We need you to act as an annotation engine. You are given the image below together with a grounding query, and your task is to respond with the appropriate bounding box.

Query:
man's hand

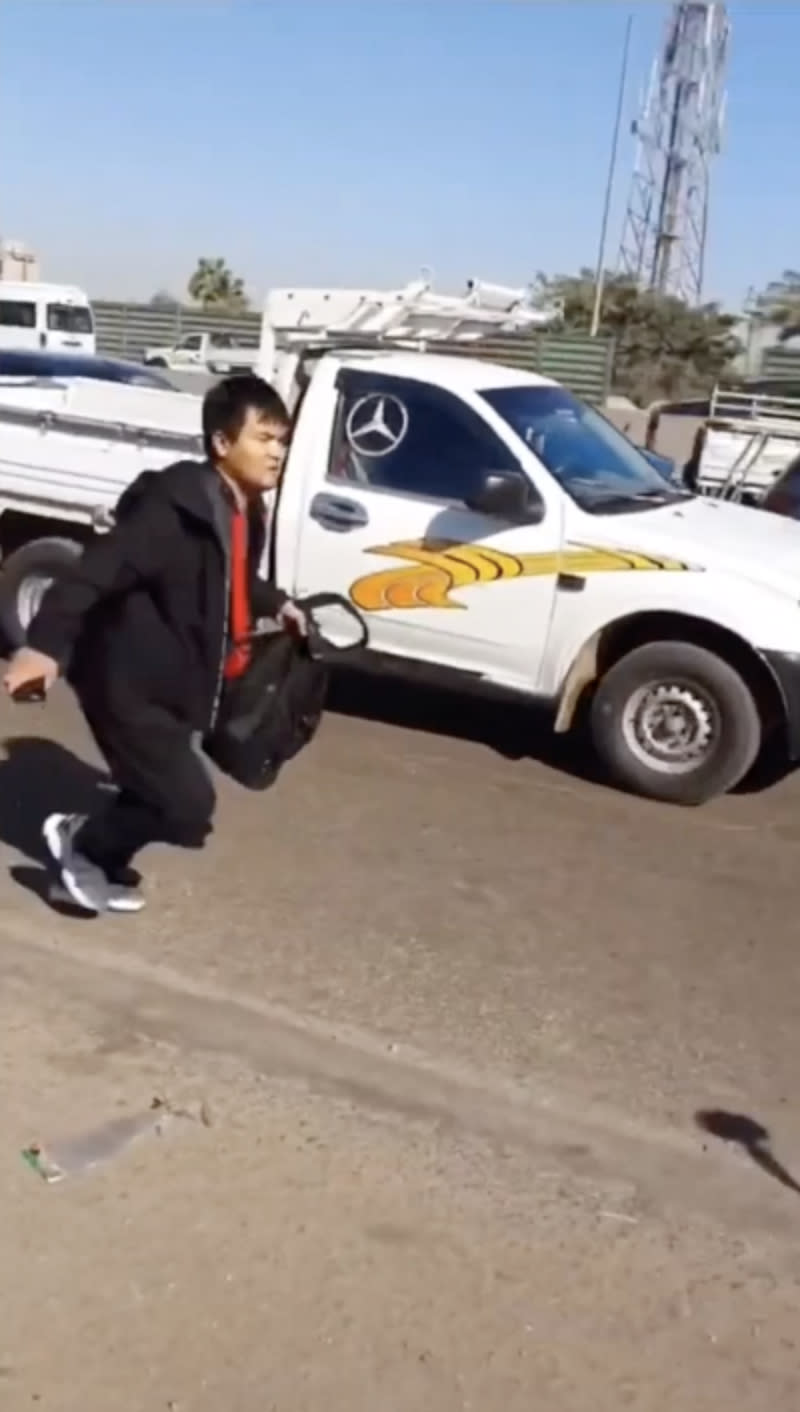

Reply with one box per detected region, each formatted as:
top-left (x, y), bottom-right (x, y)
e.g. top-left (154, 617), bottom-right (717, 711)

top-left (3, 647), bottom-right (58, 698)
top-left (277, 601), bottom-right (308, 637)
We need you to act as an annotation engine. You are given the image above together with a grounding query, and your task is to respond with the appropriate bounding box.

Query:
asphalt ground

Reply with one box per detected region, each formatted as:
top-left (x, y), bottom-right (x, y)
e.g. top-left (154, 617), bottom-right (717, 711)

top-left (1, 669), bottom-right (799, 1409)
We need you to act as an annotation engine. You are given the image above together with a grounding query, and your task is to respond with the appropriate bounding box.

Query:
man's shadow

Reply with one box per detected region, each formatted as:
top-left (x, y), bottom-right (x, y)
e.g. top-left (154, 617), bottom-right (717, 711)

top-left (0, 735), bottom-right (110, 913)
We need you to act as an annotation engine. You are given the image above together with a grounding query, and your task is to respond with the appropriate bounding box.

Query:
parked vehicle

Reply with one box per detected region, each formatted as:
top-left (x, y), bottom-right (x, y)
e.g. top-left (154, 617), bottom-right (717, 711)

top-left (0, 348), bottom-right (173, 389)
top-left (689, 385), bottom-right (800, 503)
top-left (143, 331), bottom-right (257, 374)
top-left (761, 452), bottom-right (800, 519)
top-left (2, 277), bottom-right (800, 807)
top-left (0, 282), bottom-right (95, 355)
top-left (652, 379), bottom-right (800, 424)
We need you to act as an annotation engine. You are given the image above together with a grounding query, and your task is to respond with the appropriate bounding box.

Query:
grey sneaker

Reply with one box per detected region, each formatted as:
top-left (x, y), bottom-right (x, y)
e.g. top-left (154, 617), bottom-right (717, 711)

top-left (42, 813), bottom-right (114, 915)
top-left (43, 815), bottom-right (146, 915)
top-left (106, 877), bottom-right (146, 914)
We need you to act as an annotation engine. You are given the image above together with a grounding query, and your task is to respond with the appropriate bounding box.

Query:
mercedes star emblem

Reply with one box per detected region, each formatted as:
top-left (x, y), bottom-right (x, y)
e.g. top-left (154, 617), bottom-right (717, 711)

top-left (345, 393), bottom-right (409, 459)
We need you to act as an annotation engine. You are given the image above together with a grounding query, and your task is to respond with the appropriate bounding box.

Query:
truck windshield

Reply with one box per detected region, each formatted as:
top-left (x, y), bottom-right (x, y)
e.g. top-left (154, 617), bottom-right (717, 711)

top-left (46, 304), bottom-right (94, 334)
top-left (481, 384), bottom-right (689, 514)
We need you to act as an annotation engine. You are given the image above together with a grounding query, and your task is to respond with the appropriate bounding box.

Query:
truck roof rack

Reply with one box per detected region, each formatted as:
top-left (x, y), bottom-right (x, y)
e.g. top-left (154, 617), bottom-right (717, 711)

top-left (259, 275), bottom-right (563, 374)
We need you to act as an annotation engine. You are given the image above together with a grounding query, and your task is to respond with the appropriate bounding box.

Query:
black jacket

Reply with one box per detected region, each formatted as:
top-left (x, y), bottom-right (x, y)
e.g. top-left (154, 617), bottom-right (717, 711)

top-left (28, 459), bottom-right (287, 731)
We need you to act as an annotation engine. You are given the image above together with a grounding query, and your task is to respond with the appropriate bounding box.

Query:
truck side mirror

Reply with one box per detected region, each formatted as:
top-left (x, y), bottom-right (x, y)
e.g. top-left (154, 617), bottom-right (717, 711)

top-left (465, 469), bottom-right (544, 524)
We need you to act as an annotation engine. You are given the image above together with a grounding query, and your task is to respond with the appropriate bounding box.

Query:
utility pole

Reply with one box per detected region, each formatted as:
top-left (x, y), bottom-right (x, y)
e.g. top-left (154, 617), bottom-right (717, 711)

top-left (590, 13), bottom-right (633, 337)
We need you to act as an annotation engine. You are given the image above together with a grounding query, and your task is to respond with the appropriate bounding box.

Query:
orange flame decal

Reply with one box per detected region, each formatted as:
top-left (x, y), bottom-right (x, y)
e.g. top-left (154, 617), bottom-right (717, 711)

top-left (349, 540), bottom-right (691, 612)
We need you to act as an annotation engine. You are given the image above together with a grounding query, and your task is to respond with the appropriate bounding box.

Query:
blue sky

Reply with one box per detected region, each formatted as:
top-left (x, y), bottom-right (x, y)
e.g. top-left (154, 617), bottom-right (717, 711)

top-left (1, 1), bottom-right (796, 311)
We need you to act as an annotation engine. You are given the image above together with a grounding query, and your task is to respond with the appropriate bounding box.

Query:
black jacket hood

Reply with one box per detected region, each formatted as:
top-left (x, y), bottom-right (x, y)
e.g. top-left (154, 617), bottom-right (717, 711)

top-left (116, 459), bottom-right (223, 529)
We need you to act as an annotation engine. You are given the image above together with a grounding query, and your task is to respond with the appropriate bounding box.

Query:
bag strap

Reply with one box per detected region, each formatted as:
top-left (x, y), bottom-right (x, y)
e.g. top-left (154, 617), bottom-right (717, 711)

top-left (297, 592), bottom-right (369, 659)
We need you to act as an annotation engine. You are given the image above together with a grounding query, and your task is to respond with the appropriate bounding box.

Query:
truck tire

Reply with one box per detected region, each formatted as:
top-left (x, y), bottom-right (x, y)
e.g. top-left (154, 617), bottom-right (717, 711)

top-left (589, 640), bottom-right (762, 805)
top-left (0, 537), bottom-right (83, 649)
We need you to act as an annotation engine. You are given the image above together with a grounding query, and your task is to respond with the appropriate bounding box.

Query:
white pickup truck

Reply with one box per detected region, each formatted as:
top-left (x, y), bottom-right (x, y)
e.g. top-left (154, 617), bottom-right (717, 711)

top-left (143, 330), bottom-right (257, 374)
top-left (1, 277), bottom-right (800, 807)
top-left (692, 385), bottom-right (800, 503)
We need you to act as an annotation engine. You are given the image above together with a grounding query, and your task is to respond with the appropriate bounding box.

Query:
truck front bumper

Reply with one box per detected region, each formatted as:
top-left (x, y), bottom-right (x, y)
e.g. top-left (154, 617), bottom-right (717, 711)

top-left (762, 649), bottom-right (800, 759)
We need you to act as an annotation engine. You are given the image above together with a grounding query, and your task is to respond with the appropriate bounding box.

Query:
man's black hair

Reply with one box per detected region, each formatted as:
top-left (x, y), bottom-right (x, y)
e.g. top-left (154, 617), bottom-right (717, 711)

top-left (202, 374), bottom-right (290, 459)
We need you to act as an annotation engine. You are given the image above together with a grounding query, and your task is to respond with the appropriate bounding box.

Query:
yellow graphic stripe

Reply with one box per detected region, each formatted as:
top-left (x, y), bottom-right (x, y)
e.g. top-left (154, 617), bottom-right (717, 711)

top-left (349, 539), bottom-right (691, 612)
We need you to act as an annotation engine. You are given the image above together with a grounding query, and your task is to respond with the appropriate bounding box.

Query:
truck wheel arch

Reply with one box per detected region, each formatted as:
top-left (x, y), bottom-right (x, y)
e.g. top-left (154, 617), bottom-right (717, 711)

top-left (553, 610), bottom-right (786, 741)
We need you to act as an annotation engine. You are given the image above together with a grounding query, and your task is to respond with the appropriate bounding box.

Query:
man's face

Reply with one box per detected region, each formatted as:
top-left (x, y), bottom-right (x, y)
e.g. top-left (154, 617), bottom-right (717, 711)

top-left (214, 408), bottom-right (289, 493)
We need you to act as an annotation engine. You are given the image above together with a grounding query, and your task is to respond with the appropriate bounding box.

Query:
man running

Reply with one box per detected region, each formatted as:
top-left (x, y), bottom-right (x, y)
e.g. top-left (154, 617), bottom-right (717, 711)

top-left (4, 374), bottom-right (304, 914)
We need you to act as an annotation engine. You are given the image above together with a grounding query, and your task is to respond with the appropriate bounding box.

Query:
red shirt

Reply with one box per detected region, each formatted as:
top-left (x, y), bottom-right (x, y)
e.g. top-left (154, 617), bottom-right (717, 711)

top-left (223, 506), bottom-right (252, 680)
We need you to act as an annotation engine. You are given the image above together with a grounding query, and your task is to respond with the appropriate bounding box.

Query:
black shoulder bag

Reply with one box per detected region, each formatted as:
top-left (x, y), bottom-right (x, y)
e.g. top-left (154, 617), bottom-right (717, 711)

top-left (205, 592), bottom-right (368, 791)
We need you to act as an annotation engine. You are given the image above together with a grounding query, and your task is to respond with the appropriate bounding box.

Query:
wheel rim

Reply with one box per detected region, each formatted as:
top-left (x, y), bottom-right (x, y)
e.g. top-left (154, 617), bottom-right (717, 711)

top-left (17, 573), bottom-right (53, 630)
top-left (621, 679), bottom-right (720, 776)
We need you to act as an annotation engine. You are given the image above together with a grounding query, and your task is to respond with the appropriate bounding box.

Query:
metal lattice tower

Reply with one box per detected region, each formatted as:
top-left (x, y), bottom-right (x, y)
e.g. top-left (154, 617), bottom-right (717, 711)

top-left (618, 3), bottom-right (730, 304)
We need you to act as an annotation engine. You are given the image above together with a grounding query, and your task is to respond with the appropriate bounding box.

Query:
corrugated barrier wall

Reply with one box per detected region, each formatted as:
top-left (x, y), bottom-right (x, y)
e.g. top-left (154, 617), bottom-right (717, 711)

top-left (92, 301), bottom-right (616, 404)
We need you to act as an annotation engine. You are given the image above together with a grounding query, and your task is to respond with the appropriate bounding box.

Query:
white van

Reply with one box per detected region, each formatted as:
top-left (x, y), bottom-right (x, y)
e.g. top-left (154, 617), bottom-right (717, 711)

top-left (0, 282), bottom-right (95, 355)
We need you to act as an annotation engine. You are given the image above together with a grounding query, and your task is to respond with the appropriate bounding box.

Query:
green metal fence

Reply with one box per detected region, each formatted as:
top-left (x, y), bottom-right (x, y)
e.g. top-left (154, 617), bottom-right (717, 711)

top-left (761, 346), bottom-right (800, 382)
top-left (93, 300), bottom-right (615, 404)
top-left (430, 331), bottom-right (614, 403)
top-left (93, 302), bottom-right (260, 363)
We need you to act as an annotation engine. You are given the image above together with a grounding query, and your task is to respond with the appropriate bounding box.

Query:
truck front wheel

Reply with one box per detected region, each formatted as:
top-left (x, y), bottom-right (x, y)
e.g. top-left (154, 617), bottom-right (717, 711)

top-left (0, 537), bottom-right (83, 650)
top-left (589, 640), bottom-right (762, 805)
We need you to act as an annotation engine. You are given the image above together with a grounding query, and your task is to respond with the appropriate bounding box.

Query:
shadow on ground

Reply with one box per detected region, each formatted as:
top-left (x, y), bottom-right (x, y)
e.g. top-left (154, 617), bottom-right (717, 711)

top-left (327, 668), bottom-right (603, 784)
top-left (0, 735), bottom-right (107, 862)
top-left (696, 1109), bottom-right (800, 1196)
top-left (0, 735), bottom-right (108, 915)
top-left (328, 669), bottom-right (795, 799)
top-left (733, 735), bottom-right (795, 795)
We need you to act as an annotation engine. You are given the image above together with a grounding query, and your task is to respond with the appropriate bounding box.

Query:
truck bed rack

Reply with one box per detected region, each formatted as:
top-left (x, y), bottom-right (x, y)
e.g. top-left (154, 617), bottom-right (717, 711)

top-left (698, 385), bottom-right (800, 502)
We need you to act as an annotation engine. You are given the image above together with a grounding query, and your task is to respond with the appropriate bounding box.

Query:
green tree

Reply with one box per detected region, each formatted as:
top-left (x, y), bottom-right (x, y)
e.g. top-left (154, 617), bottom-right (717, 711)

top-left (187, 258), bottom-right (248, 313)
top-left (534, 268), bottom-right (739, 406)
top-left (751, 270), bottom-right (800, 341)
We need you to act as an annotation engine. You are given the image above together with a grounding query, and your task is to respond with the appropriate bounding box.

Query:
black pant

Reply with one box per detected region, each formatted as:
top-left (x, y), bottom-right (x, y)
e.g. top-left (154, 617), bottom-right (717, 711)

top-left (75, 700), bottom-right (216, 873)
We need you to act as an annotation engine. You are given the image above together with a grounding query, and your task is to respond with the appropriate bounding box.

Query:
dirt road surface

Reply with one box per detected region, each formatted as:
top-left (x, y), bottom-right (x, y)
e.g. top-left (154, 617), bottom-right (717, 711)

top-left (1, 673), bottom-right (799, 1411)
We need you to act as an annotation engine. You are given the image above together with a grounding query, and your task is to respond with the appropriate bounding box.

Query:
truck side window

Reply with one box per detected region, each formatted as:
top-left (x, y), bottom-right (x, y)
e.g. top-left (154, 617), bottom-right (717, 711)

top-left (328, 372), bottom-right (517, 504)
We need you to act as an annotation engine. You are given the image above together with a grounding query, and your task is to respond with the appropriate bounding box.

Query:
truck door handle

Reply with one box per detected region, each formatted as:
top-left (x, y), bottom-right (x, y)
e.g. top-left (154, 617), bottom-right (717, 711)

top-left (310, 492), bottom-right (369, 531)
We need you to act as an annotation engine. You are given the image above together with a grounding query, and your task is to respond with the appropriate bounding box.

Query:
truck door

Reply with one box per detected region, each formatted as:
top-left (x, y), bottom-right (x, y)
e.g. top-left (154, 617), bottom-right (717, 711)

top-left (173, 333), bottom-right (204, 368)
top-left (287, 365), bottom-right (563, 691)
top-left (44, 299), bottom-right (95, 354)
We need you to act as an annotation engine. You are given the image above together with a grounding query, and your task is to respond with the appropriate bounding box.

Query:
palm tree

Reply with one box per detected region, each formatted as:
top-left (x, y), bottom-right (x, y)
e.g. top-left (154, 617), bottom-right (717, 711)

top-left (187, 258), bottom-right (248, 312)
